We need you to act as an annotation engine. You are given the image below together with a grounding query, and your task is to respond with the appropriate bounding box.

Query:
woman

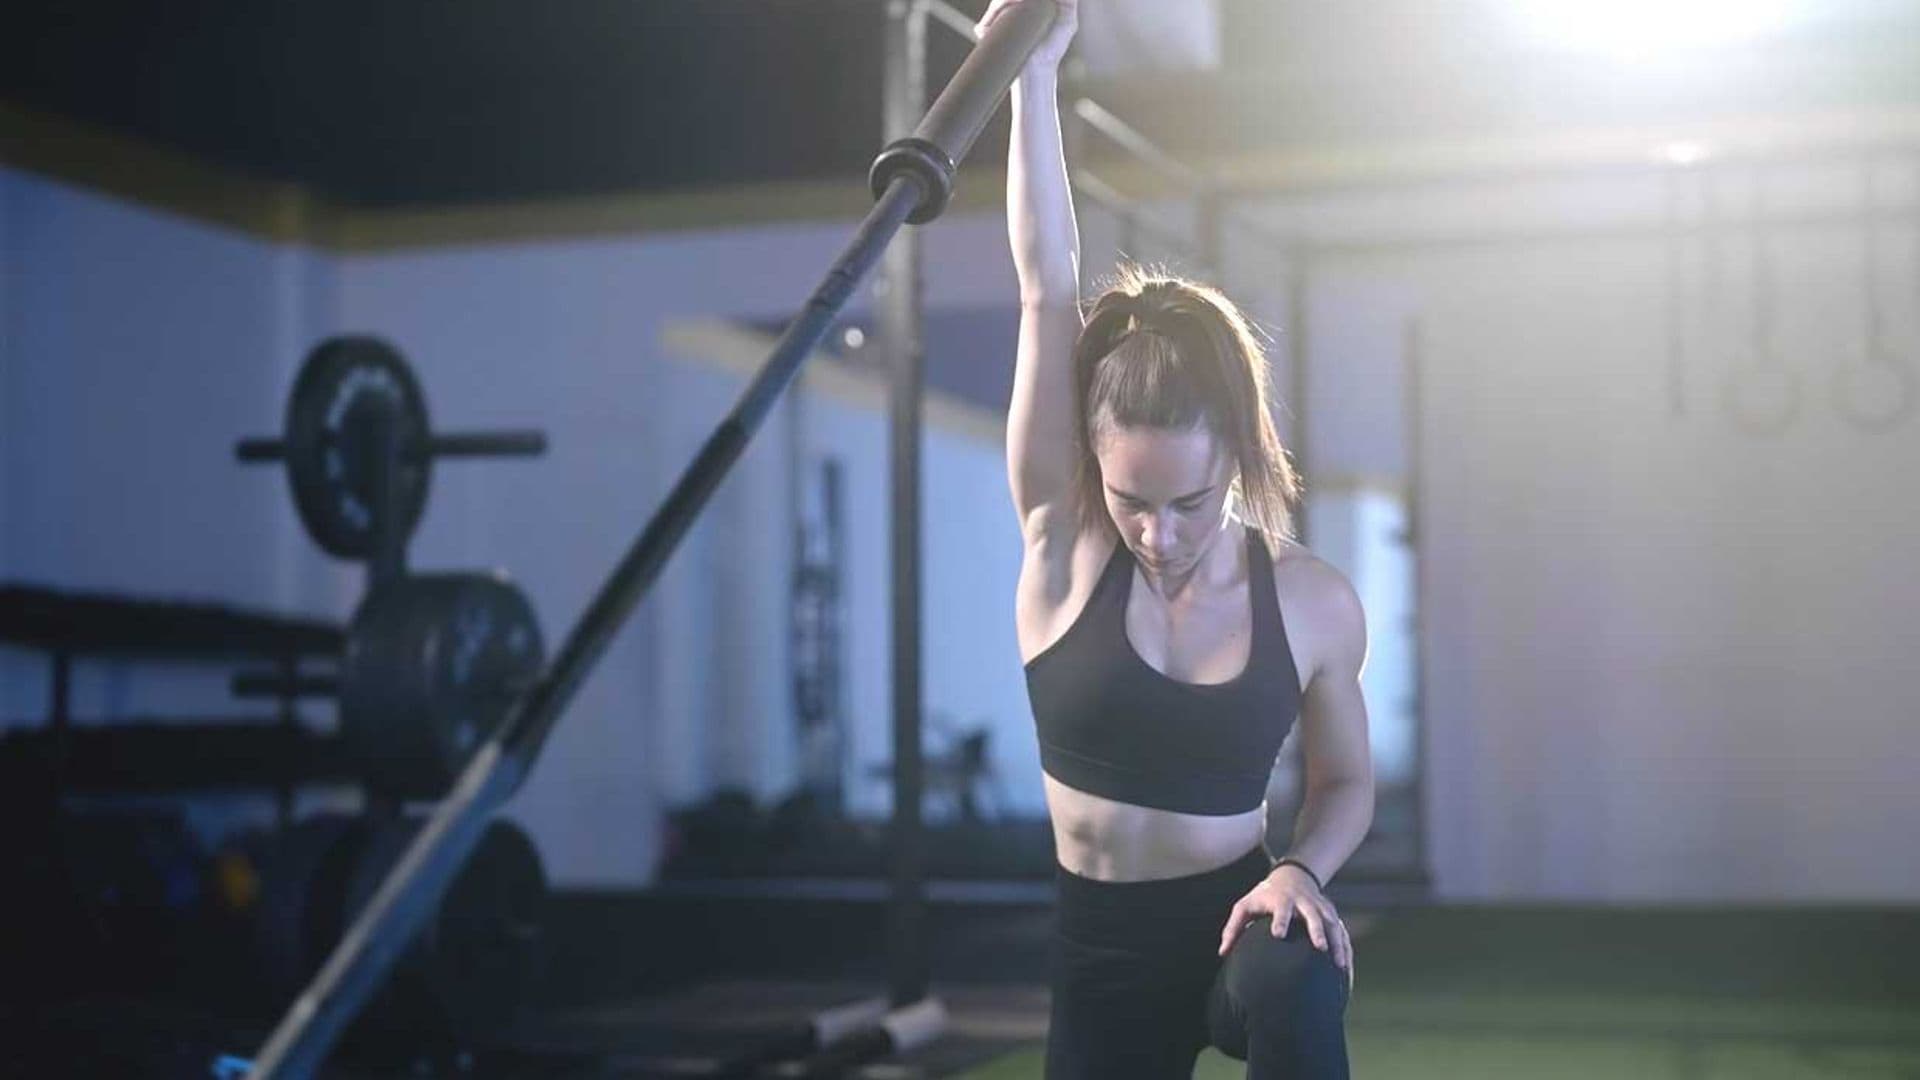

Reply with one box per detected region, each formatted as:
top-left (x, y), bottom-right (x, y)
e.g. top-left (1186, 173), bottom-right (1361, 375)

top-left (980, 0), bottom-right (1376, 1076)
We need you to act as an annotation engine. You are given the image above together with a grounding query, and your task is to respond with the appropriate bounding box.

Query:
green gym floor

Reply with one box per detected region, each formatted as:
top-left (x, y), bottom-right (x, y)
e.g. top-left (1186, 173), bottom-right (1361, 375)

top-left (951, 907), bottom-right (1920, 1080)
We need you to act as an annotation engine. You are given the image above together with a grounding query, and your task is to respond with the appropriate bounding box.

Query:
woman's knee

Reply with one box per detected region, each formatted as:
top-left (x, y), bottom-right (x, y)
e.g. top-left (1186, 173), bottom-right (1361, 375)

top-left (1221, 916), bottom-right (1349, 1022)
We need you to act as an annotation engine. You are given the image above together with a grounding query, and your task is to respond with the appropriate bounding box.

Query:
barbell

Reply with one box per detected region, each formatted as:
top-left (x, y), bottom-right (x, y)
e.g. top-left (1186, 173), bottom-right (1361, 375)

top-left (236, 336), bottom-right (547, 562)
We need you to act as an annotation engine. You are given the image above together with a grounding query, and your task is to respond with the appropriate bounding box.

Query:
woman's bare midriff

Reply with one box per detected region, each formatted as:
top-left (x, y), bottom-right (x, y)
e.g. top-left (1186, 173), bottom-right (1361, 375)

top-left (1045, 773), bottom-right (1265, 881)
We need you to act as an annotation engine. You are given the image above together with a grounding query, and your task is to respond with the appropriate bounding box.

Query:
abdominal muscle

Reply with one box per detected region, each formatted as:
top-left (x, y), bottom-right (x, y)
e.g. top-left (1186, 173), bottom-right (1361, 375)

top-left (1045, 773), bottom-right (1266, 881)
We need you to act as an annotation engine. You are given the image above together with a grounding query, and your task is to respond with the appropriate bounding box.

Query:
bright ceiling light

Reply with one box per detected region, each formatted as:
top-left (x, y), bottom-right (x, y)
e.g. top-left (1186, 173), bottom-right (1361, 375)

top-left (1507, 0), bottom-right (1799, 59)
top-left (1659, 140), bottom-right (1712, 166)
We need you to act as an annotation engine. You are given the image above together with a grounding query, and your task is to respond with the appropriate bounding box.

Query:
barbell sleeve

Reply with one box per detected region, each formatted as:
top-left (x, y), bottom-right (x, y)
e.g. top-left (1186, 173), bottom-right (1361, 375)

top-left (427, 431), bottom-right (548, 457)
top-left (235, 438), bottom-right (287, 462)
top-left (869, 0), bottom-right (1056, 222)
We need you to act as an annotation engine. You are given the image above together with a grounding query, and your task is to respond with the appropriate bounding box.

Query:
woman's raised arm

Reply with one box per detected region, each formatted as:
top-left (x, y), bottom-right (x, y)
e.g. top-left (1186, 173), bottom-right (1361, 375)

top-left (980, 0), bottom-right (1085, 532)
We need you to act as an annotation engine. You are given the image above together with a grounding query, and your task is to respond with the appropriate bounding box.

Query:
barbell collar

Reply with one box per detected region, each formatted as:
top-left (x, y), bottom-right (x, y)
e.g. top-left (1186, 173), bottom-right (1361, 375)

top-left (869, 139), bottom-right (951, 225)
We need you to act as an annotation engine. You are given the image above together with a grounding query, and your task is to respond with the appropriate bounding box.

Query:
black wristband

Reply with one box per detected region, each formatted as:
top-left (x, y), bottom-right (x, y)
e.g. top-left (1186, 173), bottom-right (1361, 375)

top-left (1276, 856), bottom-right (1323, 892)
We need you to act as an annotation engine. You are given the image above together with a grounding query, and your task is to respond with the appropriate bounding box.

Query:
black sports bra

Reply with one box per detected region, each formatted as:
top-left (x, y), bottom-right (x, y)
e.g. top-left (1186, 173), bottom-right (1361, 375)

top-left (1024, 529), bottom-right (1302, 816)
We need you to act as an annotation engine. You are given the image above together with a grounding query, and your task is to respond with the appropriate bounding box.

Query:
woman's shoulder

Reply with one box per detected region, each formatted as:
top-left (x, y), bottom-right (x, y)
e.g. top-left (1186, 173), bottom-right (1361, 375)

top-left (1267, 538), bottom-right (1361, 614)
top-left (1263, 536), bottom-right (1367, 680)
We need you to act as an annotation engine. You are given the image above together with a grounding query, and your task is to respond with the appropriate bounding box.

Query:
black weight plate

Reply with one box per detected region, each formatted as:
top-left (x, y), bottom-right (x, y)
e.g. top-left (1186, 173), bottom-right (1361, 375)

top-left (252, 814), bottom-right (364, 997)
top-left (430, 817), bottom-right (547, 1037)
top-left (284, 336), bottom-right (432, 560)
top-left (342, 572), bottom-right (545, 799)
top-left (420, 573), bottom-right (543, 766)
top-left (341, 582), bottom-right (438, 798)
top-left (342, 816), bottom-right (547, 1046)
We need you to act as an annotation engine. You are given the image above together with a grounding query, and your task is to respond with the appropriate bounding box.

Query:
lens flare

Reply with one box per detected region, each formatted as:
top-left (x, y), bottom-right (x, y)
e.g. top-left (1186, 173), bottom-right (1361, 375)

top-left (1507, 0), bottom-right (1798, 59)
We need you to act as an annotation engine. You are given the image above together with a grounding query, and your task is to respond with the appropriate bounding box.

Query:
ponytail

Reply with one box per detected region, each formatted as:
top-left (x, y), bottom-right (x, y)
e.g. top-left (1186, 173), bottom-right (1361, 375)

top-left (1071, 265), bottom-right (1301, 543)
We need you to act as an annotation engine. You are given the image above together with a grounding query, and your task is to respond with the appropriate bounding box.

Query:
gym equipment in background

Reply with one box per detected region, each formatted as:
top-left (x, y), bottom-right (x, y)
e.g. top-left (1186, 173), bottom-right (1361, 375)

top-left (235, 339), bottom-right (550, 801)
top-left (243, 4), bottom-right (1060, 1074)
top-left (237, 336), bottom-right (546, 578)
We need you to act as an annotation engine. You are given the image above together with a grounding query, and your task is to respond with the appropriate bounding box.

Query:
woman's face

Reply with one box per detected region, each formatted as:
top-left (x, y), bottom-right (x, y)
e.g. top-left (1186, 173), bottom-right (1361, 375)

top-left (1094, 422), bottom-right (1235, 577)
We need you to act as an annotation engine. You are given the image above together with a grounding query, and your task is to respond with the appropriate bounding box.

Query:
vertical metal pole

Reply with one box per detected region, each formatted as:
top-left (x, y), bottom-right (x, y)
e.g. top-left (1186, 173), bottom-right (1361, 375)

top-left (823, 460), bottom-right (848, 817)
top-left (1663, 166), bottom-right (1687, 418)
top-left (881, 0), bottom-right (929, 1008)
top-left (1285, 258), bottom-right (1311, 546)
top-left (1403, 317), bottom-right (1430, 884)
top-left (1197, 189), bottom-right (1223, 282)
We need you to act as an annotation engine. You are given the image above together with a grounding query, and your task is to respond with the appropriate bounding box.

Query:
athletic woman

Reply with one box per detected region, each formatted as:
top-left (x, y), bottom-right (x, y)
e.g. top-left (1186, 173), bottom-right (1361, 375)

top-left (980, 0), bottom-right (1375, 1075)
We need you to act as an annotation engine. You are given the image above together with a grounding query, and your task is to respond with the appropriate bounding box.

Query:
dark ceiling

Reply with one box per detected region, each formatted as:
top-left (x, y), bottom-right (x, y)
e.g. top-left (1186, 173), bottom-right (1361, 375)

top-left (4, 0), bottom-right (943, 206)
top-left (6, 1), bottom-right (1919, 210)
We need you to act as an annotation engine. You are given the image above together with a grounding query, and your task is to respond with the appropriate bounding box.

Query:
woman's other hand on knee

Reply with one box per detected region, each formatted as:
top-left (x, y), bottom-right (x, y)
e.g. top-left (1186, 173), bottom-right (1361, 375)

top-left (1217, 863), bottom-right (1354, 987)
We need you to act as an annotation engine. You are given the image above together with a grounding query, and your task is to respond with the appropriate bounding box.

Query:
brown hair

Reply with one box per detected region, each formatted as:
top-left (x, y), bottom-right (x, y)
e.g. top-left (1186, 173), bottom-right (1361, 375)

top-left (1072, 264), bottom-right (1301, 544)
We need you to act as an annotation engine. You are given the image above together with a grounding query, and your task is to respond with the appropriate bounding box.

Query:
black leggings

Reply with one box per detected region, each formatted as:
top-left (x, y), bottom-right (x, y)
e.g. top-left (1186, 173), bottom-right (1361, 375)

top-left (1046, 847), bottom-right (1350, 1080)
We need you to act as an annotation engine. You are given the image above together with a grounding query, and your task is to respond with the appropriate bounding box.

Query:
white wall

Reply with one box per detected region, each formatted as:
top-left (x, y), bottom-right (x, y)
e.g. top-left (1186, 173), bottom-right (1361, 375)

top-left (0, 164), bottom-right (357, 838)
top-left (1251, 158), bottom-right (1920, 902)
top-left (0, 167), bottom-right (349, 615)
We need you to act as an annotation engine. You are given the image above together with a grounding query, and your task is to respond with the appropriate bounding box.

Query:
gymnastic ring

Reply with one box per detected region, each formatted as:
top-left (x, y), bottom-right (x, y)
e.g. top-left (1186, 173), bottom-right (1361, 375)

top-left (1831, 357), bottom-right (1917, 432)
top-left (1721, 363), bottom-right (1801, 437)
